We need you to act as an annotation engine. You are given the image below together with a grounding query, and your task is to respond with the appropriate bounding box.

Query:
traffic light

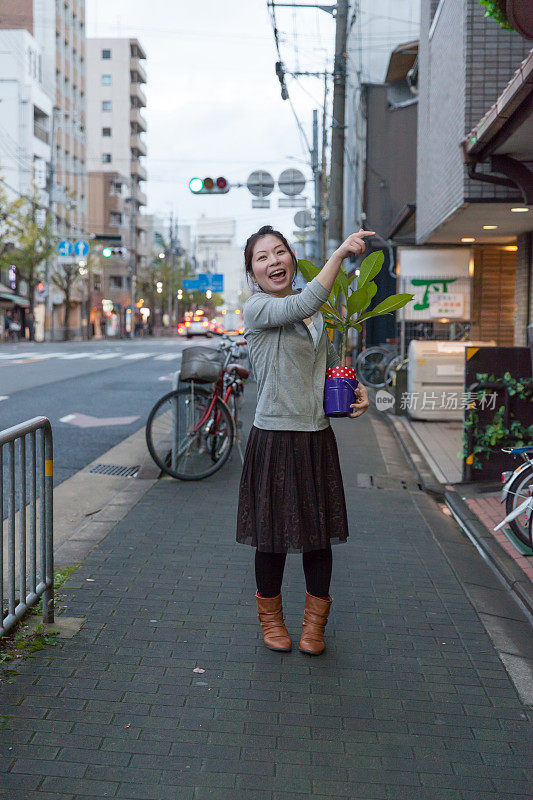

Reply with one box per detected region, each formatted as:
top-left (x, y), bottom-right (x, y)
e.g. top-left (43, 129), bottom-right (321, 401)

top-left (189, 176), bottom-right (230, 194)
top-left (102, 246), bottom-right (126, 257)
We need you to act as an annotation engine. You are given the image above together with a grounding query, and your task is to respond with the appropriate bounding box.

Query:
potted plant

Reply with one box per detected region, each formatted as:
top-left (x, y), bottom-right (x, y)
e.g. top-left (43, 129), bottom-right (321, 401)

top-left (478, 0), bottom-right (533, 39)
top-left (298, 251), bottom-right (414, 417)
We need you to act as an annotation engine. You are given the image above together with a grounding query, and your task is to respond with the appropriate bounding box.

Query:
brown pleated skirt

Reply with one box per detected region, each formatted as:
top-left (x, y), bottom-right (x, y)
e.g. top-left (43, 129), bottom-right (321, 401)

top-left (236, 424), bottom-right (349, 553)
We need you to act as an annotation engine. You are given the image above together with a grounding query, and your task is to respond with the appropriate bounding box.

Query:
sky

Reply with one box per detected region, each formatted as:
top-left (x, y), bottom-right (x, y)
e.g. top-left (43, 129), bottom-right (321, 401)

top-left (86, 0), bottom-right (336, 249)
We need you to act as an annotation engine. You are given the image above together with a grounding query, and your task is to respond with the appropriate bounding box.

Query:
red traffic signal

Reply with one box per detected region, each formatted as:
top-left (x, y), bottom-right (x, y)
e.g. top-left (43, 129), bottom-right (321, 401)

top-left (189, 176), bottom-right (230, 194)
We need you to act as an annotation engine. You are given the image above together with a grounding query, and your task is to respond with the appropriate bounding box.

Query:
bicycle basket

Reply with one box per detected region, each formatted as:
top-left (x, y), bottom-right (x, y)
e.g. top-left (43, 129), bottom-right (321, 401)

top-left (179, 346), bottom-right (224, 383)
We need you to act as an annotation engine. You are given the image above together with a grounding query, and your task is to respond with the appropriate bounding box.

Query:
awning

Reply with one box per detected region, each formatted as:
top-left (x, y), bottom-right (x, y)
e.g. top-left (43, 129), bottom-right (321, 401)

top-left (0, 291), bottom-right (30, 307)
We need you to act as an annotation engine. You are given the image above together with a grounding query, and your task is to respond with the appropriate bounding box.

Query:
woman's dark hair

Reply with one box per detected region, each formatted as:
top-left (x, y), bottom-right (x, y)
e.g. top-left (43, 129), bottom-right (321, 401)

top-left (244, 225), bottom-right (298, 291)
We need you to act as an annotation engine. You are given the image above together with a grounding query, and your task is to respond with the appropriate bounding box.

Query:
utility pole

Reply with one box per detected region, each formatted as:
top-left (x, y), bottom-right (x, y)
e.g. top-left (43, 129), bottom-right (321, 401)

top-left (327, 0), bottom-right (349, 255)
top-left (128, 175), bottom-right (136, 338)
top-left (311, 109), bottom-right (323, 267)
top-left (44, 107), bottom-right (59, 341)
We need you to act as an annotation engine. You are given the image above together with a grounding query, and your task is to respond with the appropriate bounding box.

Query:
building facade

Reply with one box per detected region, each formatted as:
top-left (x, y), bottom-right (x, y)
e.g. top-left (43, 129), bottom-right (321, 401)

top-left (415, 0), bottom-right (531, 347)
top-left (0, 0), bottom-right (88, 338)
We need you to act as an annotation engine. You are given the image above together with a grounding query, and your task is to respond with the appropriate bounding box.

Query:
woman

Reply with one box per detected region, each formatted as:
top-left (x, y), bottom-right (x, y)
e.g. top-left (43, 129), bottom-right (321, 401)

top-left (236, 225), bottom-right (372, 656)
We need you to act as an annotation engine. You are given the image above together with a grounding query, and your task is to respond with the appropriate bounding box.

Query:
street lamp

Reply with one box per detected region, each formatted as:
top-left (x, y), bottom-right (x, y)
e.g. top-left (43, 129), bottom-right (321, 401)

top-left (156, 281), bottom-right (163, 294)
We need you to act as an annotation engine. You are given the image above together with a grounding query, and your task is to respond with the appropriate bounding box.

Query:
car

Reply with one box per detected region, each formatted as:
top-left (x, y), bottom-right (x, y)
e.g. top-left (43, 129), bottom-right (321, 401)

top-left (210, 317), bottom-right (224, 335)
top-left (177, 316), bottom-right (212, 338)
top-left (221, 312), bottom-right (244, 336)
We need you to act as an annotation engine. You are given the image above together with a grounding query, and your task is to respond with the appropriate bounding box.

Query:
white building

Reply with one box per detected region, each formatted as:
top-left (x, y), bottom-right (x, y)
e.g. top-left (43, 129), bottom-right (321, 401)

top-left (0, 29), bottom-right (52, 206)
top-left (343, 0), bottom-right (420, 237)
top-left (195, 216), bottom-right (243, 308)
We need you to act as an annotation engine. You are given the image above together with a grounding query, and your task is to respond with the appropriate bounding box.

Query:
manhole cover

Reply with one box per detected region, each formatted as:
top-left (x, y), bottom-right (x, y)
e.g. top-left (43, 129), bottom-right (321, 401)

top-left (88, 463), bottom-right (139, 478)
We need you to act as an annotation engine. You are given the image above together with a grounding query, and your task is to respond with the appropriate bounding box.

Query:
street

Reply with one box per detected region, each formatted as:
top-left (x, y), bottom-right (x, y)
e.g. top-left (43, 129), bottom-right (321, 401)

top-left (0, 337), bottom-right (202, 486)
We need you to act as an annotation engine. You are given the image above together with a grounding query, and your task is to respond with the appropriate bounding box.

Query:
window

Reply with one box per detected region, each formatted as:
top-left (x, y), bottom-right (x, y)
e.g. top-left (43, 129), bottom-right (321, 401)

top-left (109, 212), bottom-right (122, 227)
top-left (102, 49), bottom-right (111, 59)
top-left (102, 127), bottom-right (111, 137)
top-left (102, 153), bottom-right (112, 163)
top-left (109, 275), bottom-right (123, 289)
top-left (101, 74), bottom-right (112, 85)
top-left (102, 100), bottom-right (112, 111)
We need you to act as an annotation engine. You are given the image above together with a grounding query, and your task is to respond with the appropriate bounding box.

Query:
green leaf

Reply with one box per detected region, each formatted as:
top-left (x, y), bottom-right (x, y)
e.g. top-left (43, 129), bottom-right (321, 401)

top-left (356, 293), bottom-right (414, 324)
top-left (357, 250), bottom-right (384, 289)
top-left (360, 281), bottom-right (378, 313)
top-left (346, 283), bottom-right (373, 319)
top-left (297, 259), bottom-right (321, 282)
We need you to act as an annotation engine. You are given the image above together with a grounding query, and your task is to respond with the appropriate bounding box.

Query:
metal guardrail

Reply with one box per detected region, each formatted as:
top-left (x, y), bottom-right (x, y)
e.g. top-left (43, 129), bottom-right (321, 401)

top-left (1, 417), bottom-right (54, 636)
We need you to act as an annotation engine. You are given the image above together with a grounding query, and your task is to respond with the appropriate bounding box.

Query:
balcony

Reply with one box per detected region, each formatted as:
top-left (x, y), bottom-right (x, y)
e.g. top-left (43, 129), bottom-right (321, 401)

top-left (33, 122), bottom-right (49, 144)
top-left (130, 57), bottom-right (147, 85)
top-left (130, 82), bottom-right (146, 108)
top-left (133, 184), bottom-right (147, 206)
top-left (130, 133), bottom-right (147, 157)
top-left (130, 107), bottom-right (147, 133)
top-left (130, 159), bottom-right (147, 181)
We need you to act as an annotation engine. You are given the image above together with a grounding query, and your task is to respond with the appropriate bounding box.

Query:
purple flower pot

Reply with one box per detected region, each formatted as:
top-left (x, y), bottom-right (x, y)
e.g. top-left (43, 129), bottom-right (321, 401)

top-left (324, 377), bottom-right (359, 417)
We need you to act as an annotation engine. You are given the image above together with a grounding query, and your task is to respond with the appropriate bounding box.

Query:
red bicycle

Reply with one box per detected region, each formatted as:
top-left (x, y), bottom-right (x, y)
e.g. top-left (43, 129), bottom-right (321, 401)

top-left (145, 336), bottom-right (249, 480)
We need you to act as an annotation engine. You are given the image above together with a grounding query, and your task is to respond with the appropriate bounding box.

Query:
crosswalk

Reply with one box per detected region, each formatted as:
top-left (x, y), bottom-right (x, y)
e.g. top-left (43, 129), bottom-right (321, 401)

top-left (0, 350), bottom-right (184, 365)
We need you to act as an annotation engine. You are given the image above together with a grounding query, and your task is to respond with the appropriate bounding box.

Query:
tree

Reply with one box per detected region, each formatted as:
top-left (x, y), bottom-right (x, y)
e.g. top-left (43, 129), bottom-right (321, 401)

top-left (50, 261), bottom-right (80, 341)
top-left (0, 180), bottom-right (55, 314)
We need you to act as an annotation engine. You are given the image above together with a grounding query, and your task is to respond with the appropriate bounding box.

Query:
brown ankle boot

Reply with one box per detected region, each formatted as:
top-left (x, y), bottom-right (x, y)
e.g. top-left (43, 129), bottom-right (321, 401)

top-left (256, 592), bottom-right (291, 652)
top-left (299, 593), bottom-right (332, 656)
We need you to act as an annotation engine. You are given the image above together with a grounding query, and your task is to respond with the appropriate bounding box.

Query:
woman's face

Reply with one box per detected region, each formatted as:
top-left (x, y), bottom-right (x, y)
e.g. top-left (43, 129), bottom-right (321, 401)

top-left (251, 234), bottom-right (295, 297)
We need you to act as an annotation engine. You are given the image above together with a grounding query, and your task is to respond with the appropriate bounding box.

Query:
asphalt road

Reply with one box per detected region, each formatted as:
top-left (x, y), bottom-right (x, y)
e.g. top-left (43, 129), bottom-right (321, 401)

top-left (0, 335), bottom-right (217, 487)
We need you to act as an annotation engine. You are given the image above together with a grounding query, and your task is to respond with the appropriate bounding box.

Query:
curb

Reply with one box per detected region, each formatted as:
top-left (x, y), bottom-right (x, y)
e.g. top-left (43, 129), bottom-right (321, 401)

top-left (381, 402), bottom-right (533, 619)
top-left (445, 487), bottom-right (533, 619)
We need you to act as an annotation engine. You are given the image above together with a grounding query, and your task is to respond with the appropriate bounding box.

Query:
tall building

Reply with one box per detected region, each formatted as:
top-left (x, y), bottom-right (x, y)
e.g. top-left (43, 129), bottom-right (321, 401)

top-left (86, 37), bottom-right (148, 273)
top-left (0, 29), bottom-right (51, 204)
top-left (195, 217), bottom-right (242, 308)
top-left (0, 0), bottom-right (87, 338)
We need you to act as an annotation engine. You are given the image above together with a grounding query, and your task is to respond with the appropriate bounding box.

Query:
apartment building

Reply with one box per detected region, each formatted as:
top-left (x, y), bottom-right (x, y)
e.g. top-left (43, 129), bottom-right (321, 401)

top-left (86, 36), bottom-right (148, 329)
top-left (0, 0), bottom-right (88, 236)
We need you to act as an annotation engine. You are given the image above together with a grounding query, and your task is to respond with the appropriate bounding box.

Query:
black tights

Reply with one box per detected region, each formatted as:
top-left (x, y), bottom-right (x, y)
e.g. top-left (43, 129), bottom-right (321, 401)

top-left (255, 547), bottom-right (332, 598)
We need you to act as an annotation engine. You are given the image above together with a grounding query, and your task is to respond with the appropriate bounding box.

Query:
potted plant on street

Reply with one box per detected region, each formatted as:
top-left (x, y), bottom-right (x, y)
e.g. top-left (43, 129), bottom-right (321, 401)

top-left (298, 251), bottom-right (414, 417)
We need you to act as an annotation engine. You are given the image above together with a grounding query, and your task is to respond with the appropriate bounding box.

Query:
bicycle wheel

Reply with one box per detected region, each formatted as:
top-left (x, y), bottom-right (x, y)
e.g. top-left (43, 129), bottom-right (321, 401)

top-left (505, 466), bottom-right (533, 546)
top-left (355, 347), bottom-right (392, 388)
top-left (146, 385), bottom-right (235, 481)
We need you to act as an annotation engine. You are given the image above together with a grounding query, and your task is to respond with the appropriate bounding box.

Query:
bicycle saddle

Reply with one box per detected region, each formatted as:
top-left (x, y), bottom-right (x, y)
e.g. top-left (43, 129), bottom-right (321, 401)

top-left (226, 363), bottom-right (250, 379)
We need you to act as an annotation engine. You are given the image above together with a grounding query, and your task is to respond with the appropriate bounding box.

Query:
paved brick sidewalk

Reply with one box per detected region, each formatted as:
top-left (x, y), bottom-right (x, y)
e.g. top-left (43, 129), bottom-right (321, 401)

top-left (0, 385), bottom-right (532, 799)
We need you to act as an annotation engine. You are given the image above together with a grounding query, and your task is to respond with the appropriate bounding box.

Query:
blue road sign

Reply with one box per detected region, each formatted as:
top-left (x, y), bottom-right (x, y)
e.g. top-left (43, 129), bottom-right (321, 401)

top-left (57, 239), bottom-right (72, 256)
top-left (211, 274), bottom-right (224, 292)
top-left (198, 273), bottom-right (210, 290)
top-left (74, 240), bottom-right (89, 257)
top-left (183, 279), bottom-right (200, 290)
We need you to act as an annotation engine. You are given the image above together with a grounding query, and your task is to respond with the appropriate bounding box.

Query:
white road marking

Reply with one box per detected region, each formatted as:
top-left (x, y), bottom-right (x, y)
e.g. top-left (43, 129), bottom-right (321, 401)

top-left (122, 353), bottom-right (155, 360)
top-left (90, 352), bottom-right (123, 359)
top-left (154, 353), bottom-right (181, 360)
top-left (57, 353), bottom-right (93, 360)
top-left (0, 395), bottom-right (8, 401)
top-left (60, 412), bottom-right (140, 428)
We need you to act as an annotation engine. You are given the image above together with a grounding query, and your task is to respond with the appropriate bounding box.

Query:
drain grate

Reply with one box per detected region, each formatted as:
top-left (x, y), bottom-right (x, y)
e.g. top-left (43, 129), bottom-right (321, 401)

top-left (88, 463), bottom-right (140, 478)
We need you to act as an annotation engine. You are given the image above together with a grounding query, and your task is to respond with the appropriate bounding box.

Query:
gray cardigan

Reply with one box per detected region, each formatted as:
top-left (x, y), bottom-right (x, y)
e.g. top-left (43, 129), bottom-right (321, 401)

top-left (243, 277), bottom-right (341, 431)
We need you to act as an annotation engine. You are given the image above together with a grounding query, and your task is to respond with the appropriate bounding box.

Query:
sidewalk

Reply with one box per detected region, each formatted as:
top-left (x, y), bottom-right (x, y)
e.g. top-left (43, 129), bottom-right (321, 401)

top-left (388, 410), bottom-right (533, 617)
top-left (1, 382), bottom-right (532, 799)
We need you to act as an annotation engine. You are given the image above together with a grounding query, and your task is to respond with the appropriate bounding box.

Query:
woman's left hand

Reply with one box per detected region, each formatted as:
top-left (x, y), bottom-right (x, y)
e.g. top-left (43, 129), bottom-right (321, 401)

top-left (348, 384), bottom-right (370, 419)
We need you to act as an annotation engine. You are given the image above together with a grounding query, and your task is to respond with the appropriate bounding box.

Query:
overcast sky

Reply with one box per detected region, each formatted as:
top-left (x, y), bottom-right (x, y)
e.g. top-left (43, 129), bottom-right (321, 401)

top-left (86, 0), bottom-right (336, 248)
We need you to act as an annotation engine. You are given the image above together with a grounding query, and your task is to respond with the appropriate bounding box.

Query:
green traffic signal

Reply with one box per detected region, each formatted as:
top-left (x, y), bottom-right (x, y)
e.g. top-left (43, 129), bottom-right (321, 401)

top-left (189, 177), bottom-right (203, 193)
top-left (102, 247), bottom-right (112, 257)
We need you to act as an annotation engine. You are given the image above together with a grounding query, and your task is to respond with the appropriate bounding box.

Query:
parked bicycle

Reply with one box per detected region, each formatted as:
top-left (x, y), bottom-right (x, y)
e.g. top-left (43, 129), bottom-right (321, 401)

top-left (145, 335), bottom-right (249, 480)
top-left (494, 446), bottom-right (533, 547)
